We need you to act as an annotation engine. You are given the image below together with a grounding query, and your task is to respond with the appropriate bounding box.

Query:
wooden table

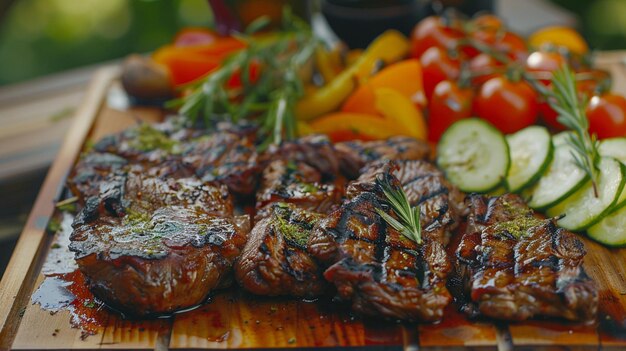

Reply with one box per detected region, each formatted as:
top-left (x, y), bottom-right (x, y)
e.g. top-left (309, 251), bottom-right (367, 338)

top-left (1, 52), bottom-right (626, 350)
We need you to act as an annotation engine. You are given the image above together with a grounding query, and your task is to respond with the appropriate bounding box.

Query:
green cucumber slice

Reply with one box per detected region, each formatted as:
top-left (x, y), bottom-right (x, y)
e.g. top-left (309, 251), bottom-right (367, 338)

top-left (527, 135), bottom-right (588, 210)
top-left (599, 138), bottom-right (626, 163)
top-left (599, 137), bottom-right (626, 207)
top-left (437, 118), bottom-right (509, 193)
top-left (505, 126), bottom-right (553, 193)
top-left (588, 204), bottom-right (626, 247)
top-left (546, 157), bottom-right (626, 231)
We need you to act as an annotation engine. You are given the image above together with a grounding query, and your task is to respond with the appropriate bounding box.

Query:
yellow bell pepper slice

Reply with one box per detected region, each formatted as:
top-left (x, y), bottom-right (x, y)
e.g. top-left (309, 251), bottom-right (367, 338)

top-left (528, 26), bottom-right (589, 55)
top-left (296, 30), bottom-right (410, 121)
top-left (374, 87), bottom-right (427, 141)
top-left (309, 112), bottom-right (408, 142)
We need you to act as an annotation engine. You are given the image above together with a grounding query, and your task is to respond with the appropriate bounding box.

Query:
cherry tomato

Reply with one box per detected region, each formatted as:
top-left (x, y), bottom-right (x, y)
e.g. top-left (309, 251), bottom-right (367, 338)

top-left (525, 50), bottom-right (567, 84)
top-left (173, 28), bottom-right (219, 47)
top-left (428, 80), bottom-right (474, 142)
top-left (586, 94), bottom-right (626, 138)
top-left (539, 71), bottom-right (610, 131)
top-left (469, 53), bottom-right (504, 85)
top-left (420, 46), bottom-right (461, 101)
top-left (474, 75), bottom-right (538, 133)
top-left (410, 16), bottom-right (464, 59)
top-left (537, 96), bottom-right (563, 131)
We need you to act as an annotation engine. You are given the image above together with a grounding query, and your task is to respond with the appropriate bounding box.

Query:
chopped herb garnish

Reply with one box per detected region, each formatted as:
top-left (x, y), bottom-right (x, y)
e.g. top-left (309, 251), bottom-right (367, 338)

top-left (130, 123), bottom-right (178, 152)
top-left (47, 218), bottom-right (61, 233)
top-left (375, 175), bottom-right (422, 245)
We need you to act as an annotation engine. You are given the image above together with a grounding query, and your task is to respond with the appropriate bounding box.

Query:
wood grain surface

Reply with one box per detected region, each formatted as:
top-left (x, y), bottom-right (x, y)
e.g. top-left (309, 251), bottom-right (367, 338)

top-left (2, 53), bottom-right (626, 350)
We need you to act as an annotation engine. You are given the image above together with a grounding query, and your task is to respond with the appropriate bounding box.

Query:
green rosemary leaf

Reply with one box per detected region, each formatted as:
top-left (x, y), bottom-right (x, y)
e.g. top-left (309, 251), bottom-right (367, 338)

top-left (245, 16), bottom-right (271, 35)
top-left (546, 64), bottom-right (601, 196)
top-left (376, 175), bottom-right (423, 245)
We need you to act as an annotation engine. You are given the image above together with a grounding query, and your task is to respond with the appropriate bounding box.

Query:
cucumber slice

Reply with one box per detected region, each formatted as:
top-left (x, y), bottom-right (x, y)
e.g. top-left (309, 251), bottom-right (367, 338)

top-left (527, 137), bottom-right (588, 210)
top-left (599, 138), bottom-right (626, 163)
top-left (599, 138), bottom-right (626, 207)
top-left (546, 157), bottom-right (626, 231)
top-left (437, 118), bottom-right (509, 193)
top-left (505, 126), bottom-right (553, 193)
top-left (588, 204), bottom-right (626, 247)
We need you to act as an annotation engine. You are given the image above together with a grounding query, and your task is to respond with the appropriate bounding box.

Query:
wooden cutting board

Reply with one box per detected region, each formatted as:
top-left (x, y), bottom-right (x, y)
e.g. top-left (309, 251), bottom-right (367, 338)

top-left (2, 53), bottom-right (626, 350)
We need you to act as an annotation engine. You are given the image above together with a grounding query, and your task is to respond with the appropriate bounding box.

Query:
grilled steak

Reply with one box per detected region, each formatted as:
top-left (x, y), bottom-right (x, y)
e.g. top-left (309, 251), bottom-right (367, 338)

top-left (69, 168), bottom-right (248, 316)
top-left (308, 171), bottom-right (452, 321)
top-left (255, 159), bottom-right (344, 220)
top-left (261, 134), bottom-right (341, 178)
top-left (456, 194), bottom-right (598, 322)
top-left (235, 203), bottom-right (326, 297)
top-left (182, 128), bottom-right (260, 196)
top-left (334, 136), bottom-right (431, 178)
top-left (347, 160), bottom-right (466, 245)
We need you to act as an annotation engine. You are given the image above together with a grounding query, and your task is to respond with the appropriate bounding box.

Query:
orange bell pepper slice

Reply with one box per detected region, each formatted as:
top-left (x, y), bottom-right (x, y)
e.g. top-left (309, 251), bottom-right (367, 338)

top-left (309, 112), bottom-right (409, 142)
top-left (342, 59), bottom-right (426, 115)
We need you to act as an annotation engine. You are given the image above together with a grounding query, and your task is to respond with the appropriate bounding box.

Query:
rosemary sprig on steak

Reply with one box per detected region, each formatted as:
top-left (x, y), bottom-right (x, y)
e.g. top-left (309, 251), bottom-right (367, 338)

top-left (375, 174), bottom-right (422, 245)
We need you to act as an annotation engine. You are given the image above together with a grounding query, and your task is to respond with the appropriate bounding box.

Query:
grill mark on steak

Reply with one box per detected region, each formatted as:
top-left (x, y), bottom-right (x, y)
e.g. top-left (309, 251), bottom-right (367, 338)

top-left (308, 187), bottom-right (452, 322)
top-left (255, 159), bottom-right (344, 221)
top-left (69, 167), bottom-right (247, 317)
top-left (455, 193), bottom-right (598, 322)
top-left (347, 160), bottom-right (465, 245)
top-left (235, 203), bottom-right (326, 297)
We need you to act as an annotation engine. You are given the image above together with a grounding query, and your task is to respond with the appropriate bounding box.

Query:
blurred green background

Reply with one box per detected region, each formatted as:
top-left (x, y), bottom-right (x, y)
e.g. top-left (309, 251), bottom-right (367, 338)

top-left (0, 0), bottom-right (625, 86)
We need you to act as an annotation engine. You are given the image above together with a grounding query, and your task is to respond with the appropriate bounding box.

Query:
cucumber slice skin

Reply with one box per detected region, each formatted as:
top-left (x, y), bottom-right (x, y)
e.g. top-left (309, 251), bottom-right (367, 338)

top-left (437, 118), bottom-right (510, 193)
top-left (588, 204), bottom-right (626, 248)
top-left (505, 126), bottom-right (553, 193)
top-left (546, 158), bottom-right (626, 231)
top-left (527, 141), bottom-right (588, 211)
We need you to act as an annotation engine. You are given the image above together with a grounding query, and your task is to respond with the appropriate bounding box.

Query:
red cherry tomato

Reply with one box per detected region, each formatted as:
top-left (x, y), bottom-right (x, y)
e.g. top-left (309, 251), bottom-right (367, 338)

top-left (410, 16), bottom-right (464, 59)
top-left (420, 46), bottom-right (461, 101)
top-left (474, 75), bottom-right (538, 133)
top-left (525, 50), bottom-right (567, 85)
top-left (471, 14), bottom-right (504, 33)
top-left (469, 53), bottom-right (504, 85)
top-left (428, 80), bottom-right (474, 142)
top-left (173, 28), bottom-right (219, 47)
top-left (586, 94), bottom-right (626, 139)
top-left (472, 31), bottom-right (527, 62)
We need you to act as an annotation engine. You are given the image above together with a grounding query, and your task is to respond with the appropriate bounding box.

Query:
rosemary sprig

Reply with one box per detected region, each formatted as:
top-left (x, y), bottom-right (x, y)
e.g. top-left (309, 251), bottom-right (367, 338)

top-left (546, 65), bottom-right (601, 196)
top-left (169, 8), bottom-right (316, 150)
top-left (375, 175), bottom-right (422, 245)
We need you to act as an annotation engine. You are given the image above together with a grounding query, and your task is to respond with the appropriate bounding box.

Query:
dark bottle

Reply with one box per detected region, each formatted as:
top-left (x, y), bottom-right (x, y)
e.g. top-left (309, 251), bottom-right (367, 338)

top-left (321, 0), bottom-right (494, 48)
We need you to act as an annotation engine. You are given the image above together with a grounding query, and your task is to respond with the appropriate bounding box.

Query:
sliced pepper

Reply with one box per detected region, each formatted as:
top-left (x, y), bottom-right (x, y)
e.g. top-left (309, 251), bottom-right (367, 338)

top-left (309, 112), bottom-right (408, 142)
top-left (342, 59), bottom-right (426, 115)
top-left (296, 30), bottom-right (410, 121)
top-left (374, 87), bottom-right (427, 141)
top-left (153, 37), bottom-right (246, 86)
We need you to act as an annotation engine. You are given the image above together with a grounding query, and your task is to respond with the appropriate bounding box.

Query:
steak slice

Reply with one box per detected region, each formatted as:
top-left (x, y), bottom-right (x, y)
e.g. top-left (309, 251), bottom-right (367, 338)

top-left (261, 134), bottom-right (341, 178)
top-left (334, 136), bottom-right (431, 178)
top-left (182, 129), bottom-right (260, 196)
top-left (456, 194), bottom-right (598, 322)
top-left (347, 160), bottom-right (465, 245)
top-left (70, 169), bottom-right (247, 316)
top-left (255, 159), bottom-right (344, 221)
top-left (235, 203), bottom-right (326, 297)
top-left (308, 179), bottom-right (451, 321)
